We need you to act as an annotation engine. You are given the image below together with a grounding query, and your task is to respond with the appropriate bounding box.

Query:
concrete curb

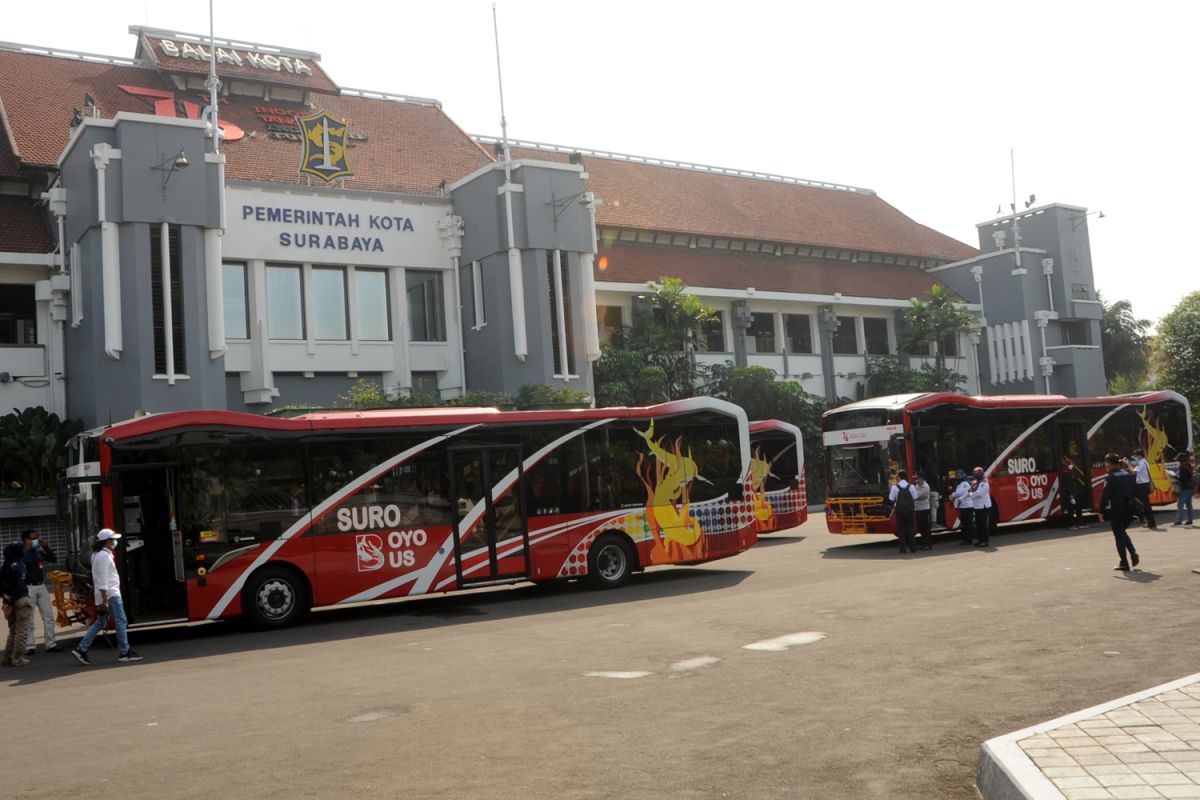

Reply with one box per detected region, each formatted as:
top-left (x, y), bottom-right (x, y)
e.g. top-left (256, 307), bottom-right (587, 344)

top-left (977, 671), bottom-right (1200, 799)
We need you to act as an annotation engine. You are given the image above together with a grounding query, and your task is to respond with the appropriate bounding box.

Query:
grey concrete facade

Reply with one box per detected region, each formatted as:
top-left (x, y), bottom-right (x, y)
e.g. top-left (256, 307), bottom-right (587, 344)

top-left (51, 114), bottom-right (600, 428)
top-left (59, 114), bottom-right (227, 426)
top-left (452, 159), bottom-right (598, 399)
top-left (928, 204), bottom-right (1107, 397)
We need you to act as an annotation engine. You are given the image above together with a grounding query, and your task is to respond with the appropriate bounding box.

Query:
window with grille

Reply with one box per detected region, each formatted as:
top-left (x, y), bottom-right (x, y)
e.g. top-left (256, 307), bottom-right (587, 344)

top-left (150, 224), bottom-right (186, 375)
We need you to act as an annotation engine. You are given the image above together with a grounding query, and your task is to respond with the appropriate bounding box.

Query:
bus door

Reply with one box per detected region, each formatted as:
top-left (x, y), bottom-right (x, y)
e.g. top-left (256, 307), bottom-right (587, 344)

top-left (110, 463), bottom-right (188, 622)
top-left (448, 446), bottom-right (530, 587)
top-left (1056, 421), bottom-right (1092, 510)
top-left (912, 427), bottom-right (943, 525)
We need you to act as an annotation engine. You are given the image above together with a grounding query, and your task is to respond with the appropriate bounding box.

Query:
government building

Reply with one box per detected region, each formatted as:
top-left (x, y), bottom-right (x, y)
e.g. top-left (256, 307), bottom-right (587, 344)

top-left (0, 25), bottom-right (1107, 432)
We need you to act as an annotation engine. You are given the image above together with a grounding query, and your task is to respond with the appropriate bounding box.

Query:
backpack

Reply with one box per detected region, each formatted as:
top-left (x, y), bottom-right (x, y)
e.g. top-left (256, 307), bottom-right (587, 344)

top-left (894, 484), bottom-right (915, 516)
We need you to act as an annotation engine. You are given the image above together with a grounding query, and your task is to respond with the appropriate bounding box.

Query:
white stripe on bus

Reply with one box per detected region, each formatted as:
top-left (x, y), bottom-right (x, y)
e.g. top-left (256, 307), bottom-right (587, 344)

top-left (984, 407), bottom-right (1067, 477)
top-left (343, 418), bottom-right (617, 604)
top-left (205, 424), bottom-right (482, 619)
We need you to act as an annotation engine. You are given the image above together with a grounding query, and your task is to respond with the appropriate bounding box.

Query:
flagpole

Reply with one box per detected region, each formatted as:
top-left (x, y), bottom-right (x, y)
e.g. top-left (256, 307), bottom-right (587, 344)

top-left (493, 2), bottom-right (527, 362)
top-left (208, 0), bottom-right (220, 154)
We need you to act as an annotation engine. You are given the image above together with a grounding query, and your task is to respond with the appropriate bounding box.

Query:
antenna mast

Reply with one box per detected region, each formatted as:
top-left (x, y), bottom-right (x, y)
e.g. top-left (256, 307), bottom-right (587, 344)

top-left (1009, 147), bottom-right (1020, 267)
top-left (492, 2), bottom-right (527, 361)
top-left (207, 0), bottom-right (220, 154)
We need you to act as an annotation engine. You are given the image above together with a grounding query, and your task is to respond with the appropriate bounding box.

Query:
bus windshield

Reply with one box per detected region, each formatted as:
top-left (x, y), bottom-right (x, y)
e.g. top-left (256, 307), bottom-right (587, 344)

top-left (827, 442), bottom-right (891, 497)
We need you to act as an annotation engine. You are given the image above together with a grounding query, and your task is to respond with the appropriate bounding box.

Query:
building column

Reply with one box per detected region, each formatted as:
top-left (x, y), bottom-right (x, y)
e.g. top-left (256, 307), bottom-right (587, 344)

top-left (818, 304), bottom-right (839, 402)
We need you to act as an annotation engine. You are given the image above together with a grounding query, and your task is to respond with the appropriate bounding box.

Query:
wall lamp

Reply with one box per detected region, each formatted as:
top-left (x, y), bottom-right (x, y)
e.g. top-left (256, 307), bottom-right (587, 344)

top-left (150, 148), bottom-right (189, 196)
top-left (1070, 210), bottom-right (1104, 231)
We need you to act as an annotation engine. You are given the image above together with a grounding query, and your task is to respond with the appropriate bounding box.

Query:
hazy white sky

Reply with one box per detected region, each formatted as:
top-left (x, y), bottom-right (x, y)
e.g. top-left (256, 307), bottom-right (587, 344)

top-left (7, 1), bottom-right (1197, 326)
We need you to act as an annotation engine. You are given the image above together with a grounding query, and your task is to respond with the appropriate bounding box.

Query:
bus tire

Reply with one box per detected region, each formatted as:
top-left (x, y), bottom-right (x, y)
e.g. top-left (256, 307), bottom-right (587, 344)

top-left (242, 565), bottom-right (311, 629)
top-left (587, 534), bottom-right (636, 589)
top-left (990, 503), bottom-right (1001, 530)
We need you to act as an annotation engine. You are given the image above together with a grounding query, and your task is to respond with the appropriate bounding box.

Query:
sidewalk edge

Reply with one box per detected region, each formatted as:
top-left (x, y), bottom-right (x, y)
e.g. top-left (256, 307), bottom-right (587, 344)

top-left (977, 671), bottom-right (1200, 799)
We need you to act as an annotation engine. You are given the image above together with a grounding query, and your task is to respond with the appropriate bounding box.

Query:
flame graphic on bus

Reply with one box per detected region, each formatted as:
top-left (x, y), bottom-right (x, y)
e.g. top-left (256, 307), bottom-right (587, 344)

top-left (635, 421), bottom-right (707, 564)
top-left (1137, 407), bottom-right (1175, 503)
top-left (749, 448), bottom-right (776, 529)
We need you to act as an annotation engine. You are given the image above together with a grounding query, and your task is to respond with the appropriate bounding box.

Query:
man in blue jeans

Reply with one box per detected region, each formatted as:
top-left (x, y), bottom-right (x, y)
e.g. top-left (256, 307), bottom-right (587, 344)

top-left (72, 528), bottom-right (143, 665)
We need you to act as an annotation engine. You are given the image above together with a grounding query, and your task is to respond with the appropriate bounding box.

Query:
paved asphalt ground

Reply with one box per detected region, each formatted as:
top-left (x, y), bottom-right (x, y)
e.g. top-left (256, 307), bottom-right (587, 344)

top-left (4, 512), bottom-right (1199, 800)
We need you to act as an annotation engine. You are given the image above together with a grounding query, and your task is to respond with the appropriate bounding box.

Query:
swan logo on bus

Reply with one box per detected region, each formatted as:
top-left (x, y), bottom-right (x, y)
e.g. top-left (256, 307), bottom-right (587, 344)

top-left (356, 534), bottom-right (386, 572)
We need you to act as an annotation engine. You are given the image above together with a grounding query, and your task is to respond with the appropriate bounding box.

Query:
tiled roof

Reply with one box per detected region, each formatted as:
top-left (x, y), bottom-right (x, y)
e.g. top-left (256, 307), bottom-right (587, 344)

top-left (0, 196), bottom-right (54, 254)
top-left (595, 243), bottom-right (962, 302)
top-left (0, 50), bottom-right (159, 169)
top-left (0, 48), bottom-right (494, 195)
top-left (512, 146), bottom-right (978, 263)
top-left (135, 31), bottom-right (340, 94)
top-left (216, 94), bottom-right (493, 195)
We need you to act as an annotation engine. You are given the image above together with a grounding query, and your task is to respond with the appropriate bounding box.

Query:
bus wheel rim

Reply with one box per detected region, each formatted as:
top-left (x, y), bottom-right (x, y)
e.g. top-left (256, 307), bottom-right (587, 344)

top-left (597, 544), bottom-right (626, 580)
top-left (257, 578), bottom-right (294, 619)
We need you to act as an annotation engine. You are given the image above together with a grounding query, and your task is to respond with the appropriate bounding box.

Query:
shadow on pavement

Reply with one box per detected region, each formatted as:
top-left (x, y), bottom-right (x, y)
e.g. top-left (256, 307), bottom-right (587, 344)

top-left (3, 566), bottom-right (753, 685)
top-left (753, 535), bottom-right (806, 548)
top-left (1115, 569), bottom-right (1162, 583)
top-left (819, 520), bottom-right (1110, 560)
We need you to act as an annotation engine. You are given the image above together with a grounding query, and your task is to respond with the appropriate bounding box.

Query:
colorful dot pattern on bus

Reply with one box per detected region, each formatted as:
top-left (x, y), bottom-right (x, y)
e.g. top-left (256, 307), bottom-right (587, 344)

top-left (555, 494), bottom-right (758, 578)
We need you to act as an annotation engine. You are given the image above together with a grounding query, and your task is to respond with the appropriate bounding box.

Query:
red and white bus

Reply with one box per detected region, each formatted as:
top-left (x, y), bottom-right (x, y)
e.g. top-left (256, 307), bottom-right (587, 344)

top-left (748, 420), bottom-right (808, 533)
top-left (821, 391), bottom-right (1193, 534)
top-left (64, 398), bottom-right (756, 627)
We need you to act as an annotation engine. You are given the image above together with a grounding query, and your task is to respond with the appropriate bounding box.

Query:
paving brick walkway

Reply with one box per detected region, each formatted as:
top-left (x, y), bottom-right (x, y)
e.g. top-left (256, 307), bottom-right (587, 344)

top-left (979, 674), bottom-right (1200, 799)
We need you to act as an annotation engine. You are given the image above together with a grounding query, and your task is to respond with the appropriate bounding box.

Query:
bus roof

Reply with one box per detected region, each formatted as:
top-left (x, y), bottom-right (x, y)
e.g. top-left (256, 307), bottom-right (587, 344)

top-left (750, 419), bottom-right (803, 437)
top-left (823, 390), bottom-right (1188, 417)
top-left (93, 397), bottom-right (750, 443)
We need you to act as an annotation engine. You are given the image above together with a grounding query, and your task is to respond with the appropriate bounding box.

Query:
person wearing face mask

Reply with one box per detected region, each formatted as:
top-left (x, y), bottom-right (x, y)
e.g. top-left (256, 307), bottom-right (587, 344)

top-left (71, 529), bottom-right (143, 666)
top-left (20, 529), bottom-right (60, 655)
top-left (969, 467), bottom-right (993, 547)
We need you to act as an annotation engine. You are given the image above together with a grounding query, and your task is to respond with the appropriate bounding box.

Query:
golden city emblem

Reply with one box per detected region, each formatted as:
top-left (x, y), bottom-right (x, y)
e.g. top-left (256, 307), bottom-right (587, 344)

top-left (296, 110), bottom-right (352, 182)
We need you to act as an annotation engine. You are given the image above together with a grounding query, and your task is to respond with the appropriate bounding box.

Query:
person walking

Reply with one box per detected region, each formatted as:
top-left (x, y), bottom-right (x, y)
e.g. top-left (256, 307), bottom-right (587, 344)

top-left (1130, 449), bottom-right (1161, 530)
top-left (1174, 454), bottom-right (1195, 528)
top-left (1058, 455), bottom-right (1085, 530)
top-left (913, 472), bottom-right (933, 550)
top-left (888, 471), bottom-right (919, 555)
top-left (1100, 453), bottom-right (1140, 571)
top-left (1, 542), bottom-right (34, 667)
top-left (969, 467), bottom-right (993, 547)
top-left (20, 529), bottom-right (60, 655)
top-left (71, 529), bottom-right (143, 666)
top-left (952, 469), bottom-right (975, 546)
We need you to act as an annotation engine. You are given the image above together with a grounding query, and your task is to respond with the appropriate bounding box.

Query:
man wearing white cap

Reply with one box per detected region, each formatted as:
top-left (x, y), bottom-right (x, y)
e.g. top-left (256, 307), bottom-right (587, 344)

top-left (71, 529), bottom-right (142, 665)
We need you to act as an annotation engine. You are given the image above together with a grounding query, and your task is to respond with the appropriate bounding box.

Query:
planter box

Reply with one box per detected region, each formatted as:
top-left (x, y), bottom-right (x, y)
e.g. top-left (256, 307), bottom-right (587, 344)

top-left (0, 496), bottom-right (57, 520)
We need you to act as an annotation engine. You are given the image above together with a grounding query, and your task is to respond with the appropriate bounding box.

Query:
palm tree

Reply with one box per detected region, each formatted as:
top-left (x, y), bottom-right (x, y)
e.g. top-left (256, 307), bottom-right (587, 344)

top-left (899, 284), bottom-right (976, 391)
top-left (1099, 294), bottom-right (1151, 392)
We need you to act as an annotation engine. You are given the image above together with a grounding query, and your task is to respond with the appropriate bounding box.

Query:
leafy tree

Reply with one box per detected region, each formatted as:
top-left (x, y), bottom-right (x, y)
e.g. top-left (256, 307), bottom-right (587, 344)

top-left (594, 277), bottom-right (714, 404)
top-left (899, 284), bottom-right (975, 391)
top-left (0, 406), bottom-right (83, 497)
top-left (1155, 291), bottom-right (1200, 420)
top-left (704, 364), bottom-right (828, 502)
top-left (1100, 294), bottom-right (1151, 392)
top-left (865, 357), bottom-right (930, 397)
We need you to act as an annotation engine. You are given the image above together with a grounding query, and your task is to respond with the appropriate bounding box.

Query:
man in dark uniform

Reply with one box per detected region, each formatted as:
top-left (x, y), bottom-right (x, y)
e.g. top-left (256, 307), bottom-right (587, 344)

top-left (1100, 453), bottom-right (1140, 571)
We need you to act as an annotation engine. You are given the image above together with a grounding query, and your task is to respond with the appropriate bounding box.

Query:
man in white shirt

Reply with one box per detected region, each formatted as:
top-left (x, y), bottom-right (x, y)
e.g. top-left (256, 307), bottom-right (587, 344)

top-left (71, 529), bottom-right (143, 665)
top-left (1130, 449), bottom-right (1160, 530)
top-left (888, 470), bottom-right (919, 555)
top-left (969, 467), bottom-right (993, 547)
top-left (952, 469), bottom-right (975, 546)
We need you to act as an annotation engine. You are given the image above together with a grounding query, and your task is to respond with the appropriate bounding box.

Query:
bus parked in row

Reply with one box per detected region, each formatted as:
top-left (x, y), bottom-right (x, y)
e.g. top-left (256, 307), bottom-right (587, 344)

top-left (64, 398), bottom-right (756, 628)
top-left (748, 420), bottom-right (807, 533)
top-left (821, 391), bottom-right (1192, 534)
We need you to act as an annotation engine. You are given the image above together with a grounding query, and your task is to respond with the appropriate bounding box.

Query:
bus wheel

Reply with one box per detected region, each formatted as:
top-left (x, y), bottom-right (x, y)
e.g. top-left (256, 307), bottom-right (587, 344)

top-left (587, 535), bottom-right (636, 589)
top-left (243, 566), bottom-right (310, 629)
top-left (990, 503), bottom-right (1001, 530)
